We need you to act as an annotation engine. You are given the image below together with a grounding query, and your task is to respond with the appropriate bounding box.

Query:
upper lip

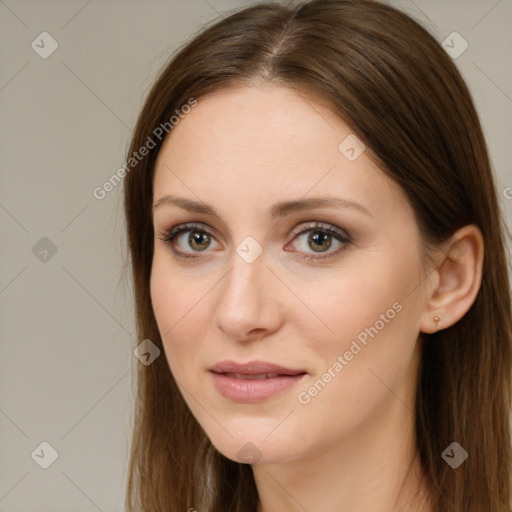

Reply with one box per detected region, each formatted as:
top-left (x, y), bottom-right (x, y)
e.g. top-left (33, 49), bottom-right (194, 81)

top-left (210, 360), bottom-right (306, 376)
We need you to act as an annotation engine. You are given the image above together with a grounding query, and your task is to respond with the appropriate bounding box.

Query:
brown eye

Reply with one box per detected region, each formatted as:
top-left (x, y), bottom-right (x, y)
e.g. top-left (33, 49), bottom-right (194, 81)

top-left (187, 230), bottom-right (211, 251)
top-left (159, 223), bottom-right (219, 258)
top-left (288, 222), bottom-right (351, 261)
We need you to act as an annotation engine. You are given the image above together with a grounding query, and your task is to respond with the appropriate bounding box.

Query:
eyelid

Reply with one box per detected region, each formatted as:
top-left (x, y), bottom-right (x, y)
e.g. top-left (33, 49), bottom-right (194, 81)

top-left (164, 222), bottom-right (214, 241)
top-left (289, 221), bottom-right (349, 240)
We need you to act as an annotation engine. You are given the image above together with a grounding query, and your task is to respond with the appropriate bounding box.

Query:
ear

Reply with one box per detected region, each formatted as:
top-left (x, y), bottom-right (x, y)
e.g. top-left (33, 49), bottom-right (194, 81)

top-left (419, 224), bottom-right (484, 334)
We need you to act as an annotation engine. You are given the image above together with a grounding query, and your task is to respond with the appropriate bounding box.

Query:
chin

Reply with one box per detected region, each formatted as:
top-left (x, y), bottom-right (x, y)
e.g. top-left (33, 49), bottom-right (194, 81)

top-left (206, 429), bottom-right (301, 465)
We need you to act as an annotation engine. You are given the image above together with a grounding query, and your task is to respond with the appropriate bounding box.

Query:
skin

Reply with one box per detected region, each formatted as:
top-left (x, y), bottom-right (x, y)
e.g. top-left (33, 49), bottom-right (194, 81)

top-left (150, 84), bottom-right (484, 512)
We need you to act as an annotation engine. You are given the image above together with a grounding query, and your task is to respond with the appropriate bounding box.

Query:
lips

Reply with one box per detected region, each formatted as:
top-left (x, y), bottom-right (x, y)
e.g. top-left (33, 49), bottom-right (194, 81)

top-left (210, 360), bottom-right (306, 376)
top-left (223, 372), bottom-right (282, 380)
top-left (209, 360), bottom-right (307, 402)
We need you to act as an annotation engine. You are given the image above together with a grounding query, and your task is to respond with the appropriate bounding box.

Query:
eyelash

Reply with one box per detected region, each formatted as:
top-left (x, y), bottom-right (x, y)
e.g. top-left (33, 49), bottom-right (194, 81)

top-left (157, 221), bottom-right (351, 261)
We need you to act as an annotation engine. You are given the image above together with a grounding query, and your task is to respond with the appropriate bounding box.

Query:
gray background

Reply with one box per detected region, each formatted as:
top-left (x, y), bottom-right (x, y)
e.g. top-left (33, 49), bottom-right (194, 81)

top-left (1, 0), bottom-right (511, 510)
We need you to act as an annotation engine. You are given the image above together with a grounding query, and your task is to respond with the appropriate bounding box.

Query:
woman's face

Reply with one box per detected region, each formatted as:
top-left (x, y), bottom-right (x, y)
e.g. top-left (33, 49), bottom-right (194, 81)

top-left (151, 84), bottom-right (429, 465)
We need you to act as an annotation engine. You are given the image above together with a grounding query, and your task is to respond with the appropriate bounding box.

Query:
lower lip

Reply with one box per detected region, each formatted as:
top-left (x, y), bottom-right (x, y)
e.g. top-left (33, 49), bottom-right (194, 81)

top-left (210, 372), bottom-right (306, 402)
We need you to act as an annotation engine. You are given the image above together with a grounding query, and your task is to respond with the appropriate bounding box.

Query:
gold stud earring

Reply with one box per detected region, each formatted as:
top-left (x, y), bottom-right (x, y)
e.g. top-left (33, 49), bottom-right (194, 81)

top-left (433, 316), bottom-right (440, 329)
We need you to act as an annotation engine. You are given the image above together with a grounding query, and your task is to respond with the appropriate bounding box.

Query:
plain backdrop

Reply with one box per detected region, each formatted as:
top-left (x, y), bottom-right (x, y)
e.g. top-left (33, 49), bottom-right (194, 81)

top-left (1, 0), bottom-right (511, 510)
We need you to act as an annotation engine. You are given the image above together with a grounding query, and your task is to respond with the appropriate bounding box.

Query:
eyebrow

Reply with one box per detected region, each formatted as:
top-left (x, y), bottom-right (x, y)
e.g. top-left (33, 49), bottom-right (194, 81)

top-left (153, 194), bottom-right (372, 219)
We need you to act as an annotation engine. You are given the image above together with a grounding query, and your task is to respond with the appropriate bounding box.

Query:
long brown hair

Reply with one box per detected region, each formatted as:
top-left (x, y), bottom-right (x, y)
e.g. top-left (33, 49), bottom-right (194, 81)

top-left (123, 1), bottom-right (512, 510)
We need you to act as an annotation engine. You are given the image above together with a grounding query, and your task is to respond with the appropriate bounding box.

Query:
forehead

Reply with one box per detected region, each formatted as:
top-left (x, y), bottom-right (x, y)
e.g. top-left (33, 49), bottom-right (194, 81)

top-left (153, 85), bottom-right (409, 219)
top-left (157, 85), bottom-right (348, 163)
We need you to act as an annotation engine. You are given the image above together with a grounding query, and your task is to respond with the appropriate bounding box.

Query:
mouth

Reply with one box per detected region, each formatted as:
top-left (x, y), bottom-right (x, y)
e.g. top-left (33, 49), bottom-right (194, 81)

top-left (218, 372), bottom-right (297, 380)
top-left (209, 360), bottom-right (307, 402)
top-left (210, 360), bottom-right (306, 376)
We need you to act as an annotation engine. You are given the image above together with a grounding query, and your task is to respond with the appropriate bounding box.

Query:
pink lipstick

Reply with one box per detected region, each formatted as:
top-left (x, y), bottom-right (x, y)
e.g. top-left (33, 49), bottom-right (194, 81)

top-left (210, 360), bottom-right (307, 402)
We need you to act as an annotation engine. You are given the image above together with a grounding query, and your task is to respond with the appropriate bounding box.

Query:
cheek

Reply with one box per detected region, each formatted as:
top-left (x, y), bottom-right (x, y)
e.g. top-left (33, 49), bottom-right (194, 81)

top-left (150, 255), bottom-right (176, 336)
top-left (291, 278), bottom-right (418, 444)
top-left (297, 256), bottom-right (416, 355)
top-left (150, 253), bottom-right (206, 375)
top-left (301, 249), bottom-right (420, 390)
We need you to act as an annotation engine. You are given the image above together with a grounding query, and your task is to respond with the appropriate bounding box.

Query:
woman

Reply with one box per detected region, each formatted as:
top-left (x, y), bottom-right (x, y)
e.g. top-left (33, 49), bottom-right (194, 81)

top-left (123, 0), bottom-right (512, 510)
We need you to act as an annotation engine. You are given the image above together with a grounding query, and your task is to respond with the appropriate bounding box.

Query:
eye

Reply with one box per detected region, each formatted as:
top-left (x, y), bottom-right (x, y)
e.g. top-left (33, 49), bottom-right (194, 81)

top-left (286, 221), bottom-right (351, 261)
top-left (158, 223), bottom-right (219, 258)
top-left (157, 221), bottom-right (351, 261)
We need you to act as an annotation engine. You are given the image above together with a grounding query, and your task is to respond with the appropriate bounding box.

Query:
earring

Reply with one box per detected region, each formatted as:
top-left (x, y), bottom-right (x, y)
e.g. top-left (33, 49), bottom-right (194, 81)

top-left (433, 316), bottom-right (440, 330)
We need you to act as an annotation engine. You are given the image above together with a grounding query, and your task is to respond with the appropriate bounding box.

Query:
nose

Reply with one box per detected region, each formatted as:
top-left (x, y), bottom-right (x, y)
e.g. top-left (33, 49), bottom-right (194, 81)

top-left (213, 249), bottom-right (283, 342)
